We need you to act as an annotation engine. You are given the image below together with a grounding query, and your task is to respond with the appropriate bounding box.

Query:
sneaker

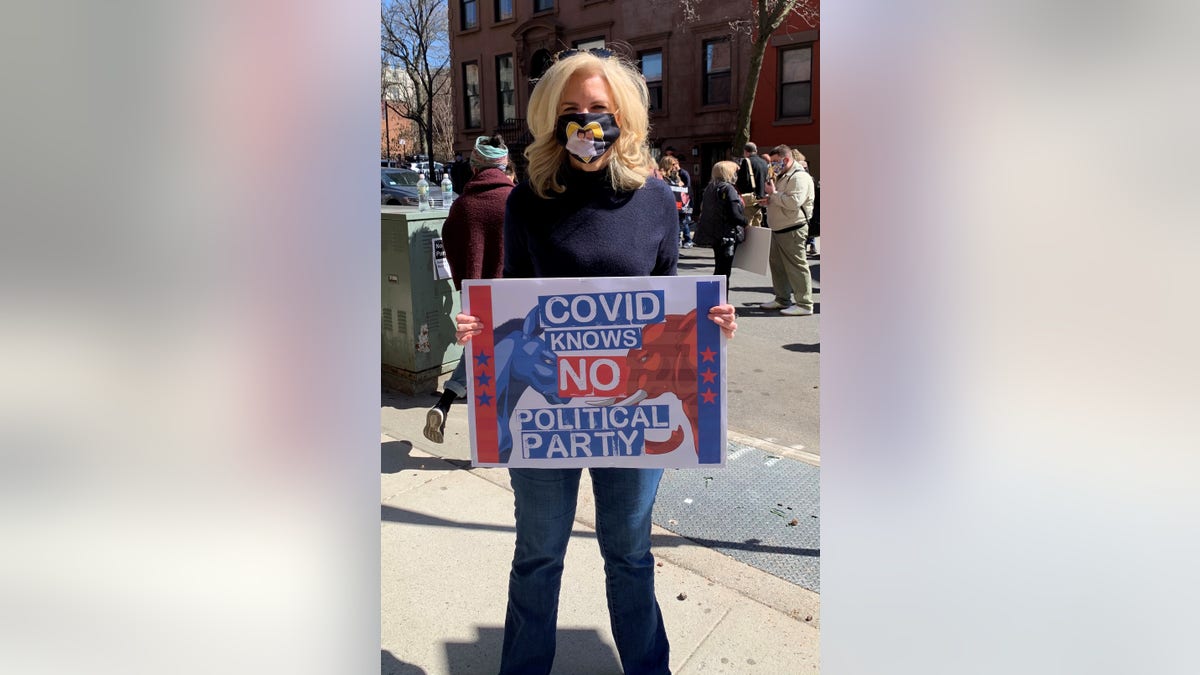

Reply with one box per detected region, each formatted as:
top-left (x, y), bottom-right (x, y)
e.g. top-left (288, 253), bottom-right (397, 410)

top-left (682, 242), bottom-right (694, 248)
top-left (780, 305), bottom-right (814, 316)
top-left (423, 407), bottom-right (446, 444)
top-left (758, 300), bottom-right (787, 310)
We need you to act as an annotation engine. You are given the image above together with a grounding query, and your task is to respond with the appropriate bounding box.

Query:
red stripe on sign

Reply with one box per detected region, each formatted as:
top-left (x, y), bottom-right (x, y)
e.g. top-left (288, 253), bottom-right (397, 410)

top-left (469, 285), bottom-right (498, 464)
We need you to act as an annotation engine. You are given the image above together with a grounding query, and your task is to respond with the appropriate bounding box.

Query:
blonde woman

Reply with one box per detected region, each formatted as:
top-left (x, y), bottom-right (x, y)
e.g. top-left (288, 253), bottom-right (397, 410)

top-left (454, 49), bottom-right (736, 675)
top-left (695, 160), bottom-right (748, 284)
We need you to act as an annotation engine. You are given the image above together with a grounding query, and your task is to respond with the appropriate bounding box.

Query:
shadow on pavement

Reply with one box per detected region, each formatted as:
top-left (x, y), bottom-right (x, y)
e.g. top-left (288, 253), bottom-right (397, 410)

top-left (382, 440), bottom-right (469, 474)
top-left (783, 342), bottom-right (821, 353)
top-left (383, 389), bottom-right (442, 411)
top-left (655, 532), bottom-right (820, 558)
top-left (381, 649), bottom-right (428, 675)
top-left (444, 626), bottom-right (622, 675)
top-left (383, 502), bottom-right (819, 558)
top-left (382, 504), bottom-right (517, 533)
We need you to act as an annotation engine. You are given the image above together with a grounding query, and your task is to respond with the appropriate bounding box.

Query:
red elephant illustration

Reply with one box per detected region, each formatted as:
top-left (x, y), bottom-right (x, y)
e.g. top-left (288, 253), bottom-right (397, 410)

top-left (624, 310), bottom-right (700, 454)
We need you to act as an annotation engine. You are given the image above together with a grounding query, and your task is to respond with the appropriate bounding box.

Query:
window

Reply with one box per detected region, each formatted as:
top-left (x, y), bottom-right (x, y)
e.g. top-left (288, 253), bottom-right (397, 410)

top-left (778, 45), bottom-right (813, 118)
top-left (573, 37), bottom-right (605, 51)
top-left (533, 0), bottom-right (553, 13)
top-left (639, 51), bottom-right (663, 112)
top-left (495, 0), bottom-right (513, 21)
top-left (496, 54), bottom-right (515, 122)
top-left (460, 0), bottom-right (478, 30)
top-left (702, 38), bottom-right (731, 105)
top-left (463, 62), bottom-right (481, 129)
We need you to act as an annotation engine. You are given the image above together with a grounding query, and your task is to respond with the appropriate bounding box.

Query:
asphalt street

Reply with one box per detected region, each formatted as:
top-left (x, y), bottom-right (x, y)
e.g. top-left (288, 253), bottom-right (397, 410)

top-left (676, 243), bottom-right (821, 456)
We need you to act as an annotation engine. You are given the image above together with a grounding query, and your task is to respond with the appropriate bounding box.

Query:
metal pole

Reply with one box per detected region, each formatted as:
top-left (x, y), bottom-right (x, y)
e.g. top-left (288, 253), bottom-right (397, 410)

top-left (384, 99), bottom-right (391, 165)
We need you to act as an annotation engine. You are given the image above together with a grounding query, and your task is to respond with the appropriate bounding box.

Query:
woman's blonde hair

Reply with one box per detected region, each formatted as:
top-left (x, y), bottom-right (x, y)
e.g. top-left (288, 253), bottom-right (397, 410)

top-left (659, 155), bottom-right (679, 173)
top-left (524, 52), bottom-right (653, 199)
top-left (710, 160), bottom-right (740, 184)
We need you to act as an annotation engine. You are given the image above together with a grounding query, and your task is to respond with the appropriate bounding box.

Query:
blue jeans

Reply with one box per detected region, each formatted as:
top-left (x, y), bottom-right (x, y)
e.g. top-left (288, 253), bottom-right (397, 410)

top-left (679, 217), bottom-right (693, 244)
top-left (444, 353), bottom-right (467, 398)
top-left (499, 468), bottom-right (670, 675)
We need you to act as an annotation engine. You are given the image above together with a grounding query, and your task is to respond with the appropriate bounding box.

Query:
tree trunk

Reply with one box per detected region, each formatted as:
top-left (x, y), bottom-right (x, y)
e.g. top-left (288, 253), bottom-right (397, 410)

top-left (733, 0), bottom-right (809, 152)
top-left (734, 36), bottom-right (769, 153)
top-left (425, 103), bottom-right (435, 173)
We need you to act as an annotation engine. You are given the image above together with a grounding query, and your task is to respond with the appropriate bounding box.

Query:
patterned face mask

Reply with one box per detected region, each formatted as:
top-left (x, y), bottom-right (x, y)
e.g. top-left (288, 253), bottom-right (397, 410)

top-left (555, 112), bottom-right (621, 164)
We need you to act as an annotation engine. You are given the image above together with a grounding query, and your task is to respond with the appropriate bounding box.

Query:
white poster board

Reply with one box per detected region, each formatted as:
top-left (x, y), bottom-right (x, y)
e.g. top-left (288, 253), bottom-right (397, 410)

top-left (732, 225), bottom-right (771, 276)
top-left (461, 276), bottom-right (728, 469)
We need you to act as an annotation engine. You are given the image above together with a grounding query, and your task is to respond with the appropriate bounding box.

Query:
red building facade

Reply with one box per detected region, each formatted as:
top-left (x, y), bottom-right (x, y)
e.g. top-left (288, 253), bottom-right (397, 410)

top-left (748, 12), bottom-right (820, 178)
top-left (449, 0), bottom-right (819, 181)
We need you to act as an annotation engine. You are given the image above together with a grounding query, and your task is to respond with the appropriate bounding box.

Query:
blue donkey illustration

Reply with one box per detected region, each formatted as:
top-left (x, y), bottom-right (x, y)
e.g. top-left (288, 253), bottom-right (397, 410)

top-left (492, 305), bottom-right (567, 463)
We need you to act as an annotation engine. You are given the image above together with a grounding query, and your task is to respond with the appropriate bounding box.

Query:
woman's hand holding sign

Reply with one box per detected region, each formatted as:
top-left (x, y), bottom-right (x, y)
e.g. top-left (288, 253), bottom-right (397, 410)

top-left (708, 304), bottom-right (737, 339)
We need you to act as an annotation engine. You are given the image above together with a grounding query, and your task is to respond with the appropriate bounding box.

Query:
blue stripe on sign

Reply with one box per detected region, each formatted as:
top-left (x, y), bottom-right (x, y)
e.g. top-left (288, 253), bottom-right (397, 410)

top-left (695, 280), bottom-right (723, 464)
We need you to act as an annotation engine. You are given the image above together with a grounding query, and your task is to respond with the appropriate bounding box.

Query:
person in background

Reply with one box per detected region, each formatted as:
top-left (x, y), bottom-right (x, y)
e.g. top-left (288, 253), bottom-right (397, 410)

top-left (735, 142), bottom-right (768, 228)
top-left (663, 146), bottom-right (692, 190)
top-left (659, 155), bottom-right (694, 248)
top-left (454, 49), bottom-right (737, 675)
top-left (789, 149), bottom-right (819, 256)
top-left (663, 146), bottom-right (694, 222)
top-left (449, 150), bottom-right (473, 195)
top-left (791, 148), bottom-right (812, 174)
top-left (694, 160), bottom-right (747, 287)
top-left (757, 143), bottom-right (815, 316)
top-left (808, 177), bottom-right (820, 257)
top-left (422, 134), bottom-right (513, 443)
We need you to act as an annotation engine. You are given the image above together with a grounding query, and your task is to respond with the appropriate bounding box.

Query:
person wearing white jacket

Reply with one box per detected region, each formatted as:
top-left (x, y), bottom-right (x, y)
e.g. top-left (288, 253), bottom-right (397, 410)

top-left (756, 144), bottom-right (815, 316)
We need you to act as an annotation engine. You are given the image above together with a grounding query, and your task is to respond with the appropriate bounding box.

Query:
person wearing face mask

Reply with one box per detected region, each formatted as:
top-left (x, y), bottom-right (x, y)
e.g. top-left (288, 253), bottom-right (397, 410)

top-left (453, 49), bottom-right (737, 675)
top-left (659, 155), bottom-right (694, 248)
top-left (757, 144), bottom-right (816, 316)
top-left (423, 134), bottom-right (516, 444)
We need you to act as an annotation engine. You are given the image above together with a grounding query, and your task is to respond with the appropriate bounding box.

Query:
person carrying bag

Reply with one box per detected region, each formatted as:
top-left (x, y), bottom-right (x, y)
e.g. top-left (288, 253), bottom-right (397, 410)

top-left (695, 160), bottom-right (748, 286)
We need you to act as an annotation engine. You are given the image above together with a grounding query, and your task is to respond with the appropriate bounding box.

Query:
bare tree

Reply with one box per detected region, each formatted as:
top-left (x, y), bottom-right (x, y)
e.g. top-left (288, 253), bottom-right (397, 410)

top-left (429, 69), bottom-right (456, 160)
top-left (731, 0), bottom-right (818, 152)
top-left (666, 0), bottom-right (819, 152)
top-left (381, 0), bottom-right (452, 166)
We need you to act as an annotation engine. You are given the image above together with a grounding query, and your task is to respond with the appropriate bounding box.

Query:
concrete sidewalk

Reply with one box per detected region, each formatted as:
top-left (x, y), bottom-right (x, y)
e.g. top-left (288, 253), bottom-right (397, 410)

top-left (382, 388), bottom-right (820, 674)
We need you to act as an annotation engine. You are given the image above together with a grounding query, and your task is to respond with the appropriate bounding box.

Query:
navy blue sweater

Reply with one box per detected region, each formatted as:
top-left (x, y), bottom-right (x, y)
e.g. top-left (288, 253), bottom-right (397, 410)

top-left (503, 167), bottom-right (679, 279)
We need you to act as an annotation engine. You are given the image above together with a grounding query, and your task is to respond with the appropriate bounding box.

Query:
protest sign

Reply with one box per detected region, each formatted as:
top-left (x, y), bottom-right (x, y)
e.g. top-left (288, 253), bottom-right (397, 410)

top-left (461, 276), bottom-right (727, 469)
top-left (431, 237), bottom-right (452, 281)
top-left (732, 225), bottom-right (771, 276)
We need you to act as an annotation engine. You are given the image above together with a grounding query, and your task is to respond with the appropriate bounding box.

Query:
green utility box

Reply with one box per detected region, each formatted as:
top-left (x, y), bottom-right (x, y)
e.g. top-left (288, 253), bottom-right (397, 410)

top-left (381, 206), bottom-right (461, 394)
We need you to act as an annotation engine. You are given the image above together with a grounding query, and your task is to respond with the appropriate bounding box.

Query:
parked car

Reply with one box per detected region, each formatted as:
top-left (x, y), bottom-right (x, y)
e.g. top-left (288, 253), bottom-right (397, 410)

top-left (381, 168), bottom-right (444, 207)
top-left (405, 161), bottom-right (444, 180)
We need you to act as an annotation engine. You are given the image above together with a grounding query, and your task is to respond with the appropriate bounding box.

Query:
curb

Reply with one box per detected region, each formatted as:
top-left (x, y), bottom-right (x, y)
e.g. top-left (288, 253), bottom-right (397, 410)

top-left (728, 429), bottom-right (820, 467)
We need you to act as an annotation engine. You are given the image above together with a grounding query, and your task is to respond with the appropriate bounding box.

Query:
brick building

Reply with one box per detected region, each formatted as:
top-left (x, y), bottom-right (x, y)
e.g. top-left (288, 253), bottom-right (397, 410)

top-left (449, 0), bottom-right (818, 181)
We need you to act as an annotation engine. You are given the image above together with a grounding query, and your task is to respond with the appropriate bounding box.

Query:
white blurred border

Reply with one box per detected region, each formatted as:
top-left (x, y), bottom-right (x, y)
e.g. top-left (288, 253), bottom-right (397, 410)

top-left (0, 2), bottom-right (380, 673)
top-left (825, 1), bottom-right (1200, 673)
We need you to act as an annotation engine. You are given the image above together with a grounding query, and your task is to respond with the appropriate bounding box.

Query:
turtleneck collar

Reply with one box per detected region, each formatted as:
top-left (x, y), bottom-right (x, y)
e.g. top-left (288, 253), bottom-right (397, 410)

top-left (560, 164), bottom-right (611, 186)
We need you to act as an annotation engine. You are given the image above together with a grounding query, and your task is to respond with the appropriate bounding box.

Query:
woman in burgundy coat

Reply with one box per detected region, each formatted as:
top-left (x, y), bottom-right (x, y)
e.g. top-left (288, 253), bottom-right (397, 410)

top-left (423, 134), bottom-right (514, 443)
